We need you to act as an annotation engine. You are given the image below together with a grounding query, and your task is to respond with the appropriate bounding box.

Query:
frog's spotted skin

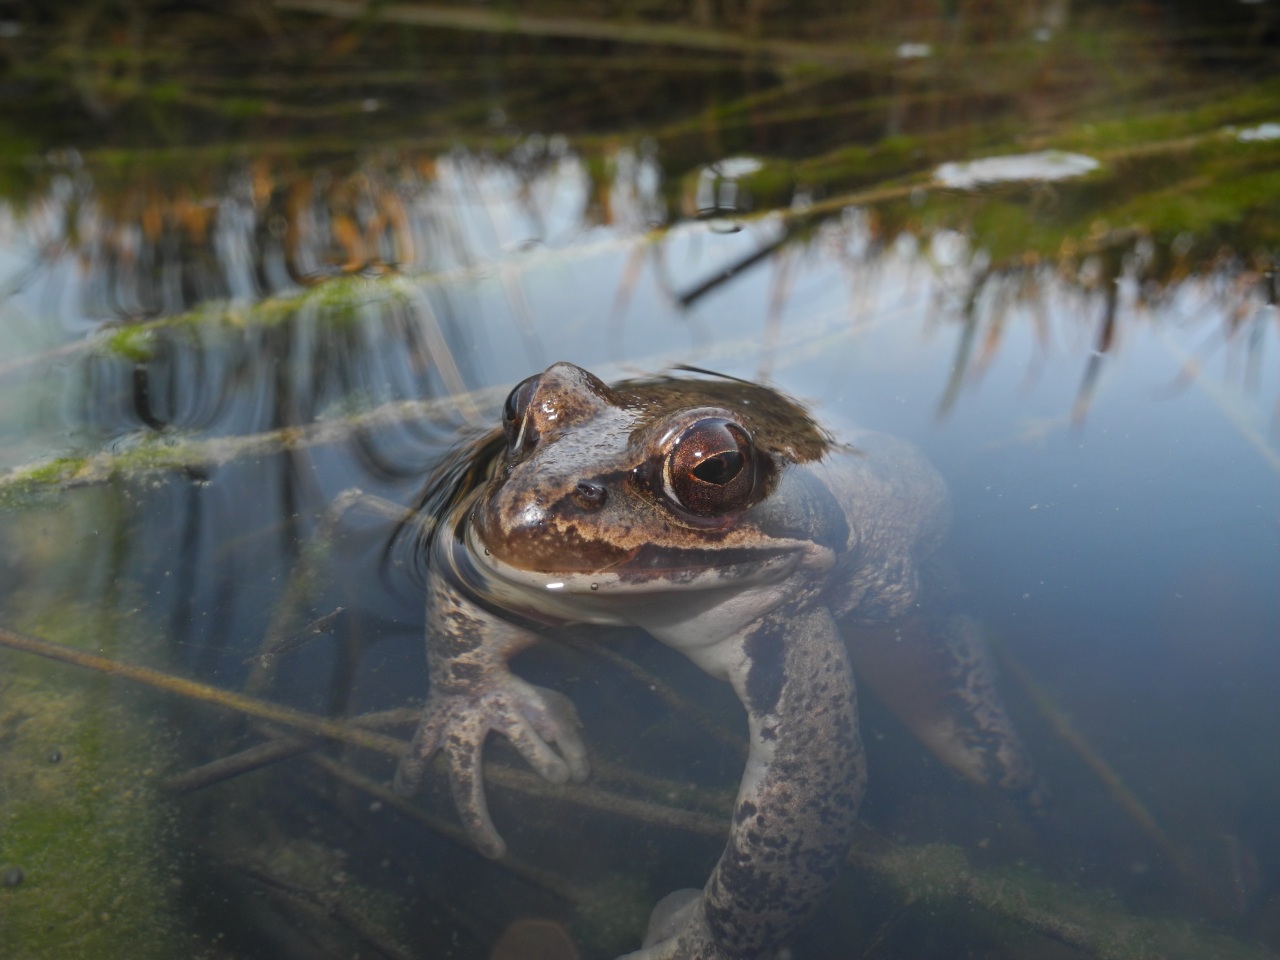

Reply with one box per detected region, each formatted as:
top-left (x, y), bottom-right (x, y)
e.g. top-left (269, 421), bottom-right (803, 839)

top-left (393, 362), bottom-right (1039, 959)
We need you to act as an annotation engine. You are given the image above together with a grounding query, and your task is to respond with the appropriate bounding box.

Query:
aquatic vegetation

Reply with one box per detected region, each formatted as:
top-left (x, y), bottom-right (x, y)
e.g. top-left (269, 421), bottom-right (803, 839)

top-left (0, 607), bottom-right (181, 960)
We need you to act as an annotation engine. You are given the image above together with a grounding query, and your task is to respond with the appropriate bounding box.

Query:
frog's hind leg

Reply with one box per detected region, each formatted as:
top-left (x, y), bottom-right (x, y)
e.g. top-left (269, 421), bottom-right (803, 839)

top-left (848, 613), bottom-right (1047, 811)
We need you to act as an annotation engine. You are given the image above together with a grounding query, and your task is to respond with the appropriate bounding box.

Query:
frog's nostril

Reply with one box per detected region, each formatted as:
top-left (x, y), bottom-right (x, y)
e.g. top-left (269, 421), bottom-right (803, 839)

top-left (571, 480), bottom-right (607, 511)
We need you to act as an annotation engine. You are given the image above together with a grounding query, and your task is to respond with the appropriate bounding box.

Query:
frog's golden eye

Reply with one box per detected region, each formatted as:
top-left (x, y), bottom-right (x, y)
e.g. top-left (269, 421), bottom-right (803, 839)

top-left (502, 374), bottom-right (541, 452)
top-left (663, 418), bottom-right (756, 516)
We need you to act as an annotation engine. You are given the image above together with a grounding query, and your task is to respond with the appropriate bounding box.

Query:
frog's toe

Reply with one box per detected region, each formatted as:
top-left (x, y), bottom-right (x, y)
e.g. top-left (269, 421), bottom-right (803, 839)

top-left (393, 680), bottom-right (588, 856)
top-left (501, 708), bottom-right (576, 784)
top-left (617, 890), bottom-right (721, 960)
top-left (640, 889), bottom-right (700, 947)
top-left (522, 683), bottom-right (589, 782)
top-left (482, 680), bottom-right (584, 785)
top-left (392, 707), bottom-right (448, 797)
top-left (445, 744), bottom-right (507, 859)
top-left (391, 755), bottom-right (426, 797)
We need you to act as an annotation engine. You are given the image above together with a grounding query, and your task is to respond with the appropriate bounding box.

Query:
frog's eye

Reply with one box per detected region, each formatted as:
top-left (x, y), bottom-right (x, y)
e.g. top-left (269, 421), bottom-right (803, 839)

top-left (663, 418), bottom-right (756, 516)
top-left (502, 374), bottom-right (541, 452)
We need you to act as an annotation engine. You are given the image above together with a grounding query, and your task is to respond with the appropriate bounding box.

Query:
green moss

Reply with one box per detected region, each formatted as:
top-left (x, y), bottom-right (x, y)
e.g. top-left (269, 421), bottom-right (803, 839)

top-left (862, 111), bottom-right (1280, 270)
top-left (222, 97), bottom-right (268, 118)
top-left (19, 457), bottom-right (85, 486)
top-left (0, 459), bottom-right (88, 508)
top-left (0, 611), bottom-right (183, 959)
top-left (1056, 82), bottom-right (1280, 156)
top-left (865, 843), bottom-right (1279, 960)
top-left (146, 80), bottom-right (186, 104)
top-left (1112, 153), bottom-right (1280, 243)
top-left (104, 325), bottom-right (156, 363)
top-left (877, 842), bottom-right (972, 902)
top-left (0, 446), bottom-right (179, 505)
top-left (87, 273), bottom-right (407, 347)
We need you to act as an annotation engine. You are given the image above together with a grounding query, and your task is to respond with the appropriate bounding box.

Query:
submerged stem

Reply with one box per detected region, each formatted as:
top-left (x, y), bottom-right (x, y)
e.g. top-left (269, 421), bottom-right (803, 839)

top-left (0, 626), bottom-right (405, 757)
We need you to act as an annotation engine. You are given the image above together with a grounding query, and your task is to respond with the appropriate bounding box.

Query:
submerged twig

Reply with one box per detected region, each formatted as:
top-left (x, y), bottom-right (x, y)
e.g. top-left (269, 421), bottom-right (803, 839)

top-left (996, 650), bottom-right (1189, 875)
top-left (164, 734), bottom-right (320, 794)
top-left (0, 626), bottom-right (405, 757)
top-left (0, 624), bottom-right (725, 836)
top-left (164, 708), bottom-right (423, 794)
top-left (245, 606), bottom-right (346, 670)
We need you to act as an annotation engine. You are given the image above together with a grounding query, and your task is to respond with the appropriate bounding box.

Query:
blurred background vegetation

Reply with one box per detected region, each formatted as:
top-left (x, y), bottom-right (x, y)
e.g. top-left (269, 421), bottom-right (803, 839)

top-left (1, 0), bottom-right (1274, 413)
top-left (1, 0), bottom-right (1276, 260)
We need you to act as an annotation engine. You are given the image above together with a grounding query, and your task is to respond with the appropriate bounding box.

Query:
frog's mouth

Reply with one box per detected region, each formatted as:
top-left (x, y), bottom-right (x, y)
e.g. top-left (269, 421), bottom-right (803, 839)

top-left (464, 522), bottom-right (832, 596)
top-left (611, 542), bottom-right (799, 581)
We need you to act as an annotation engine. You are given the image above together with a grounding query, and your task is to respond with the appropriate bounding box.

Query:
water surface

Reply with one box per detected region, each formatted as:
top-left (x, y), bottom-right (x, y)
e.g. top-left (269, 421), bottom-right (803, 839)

top-left (1, 4), bottom-right (1277, 958)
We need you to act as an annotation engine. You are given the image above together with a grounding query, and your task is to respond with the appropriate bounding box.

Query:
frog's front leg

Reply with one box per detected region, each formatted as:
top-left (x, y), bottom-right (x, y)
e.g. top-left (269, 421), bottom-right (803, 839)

top-left (392, 571), bottom-right (589, 859)
top-left (626, 605), bottom-right (865, 960)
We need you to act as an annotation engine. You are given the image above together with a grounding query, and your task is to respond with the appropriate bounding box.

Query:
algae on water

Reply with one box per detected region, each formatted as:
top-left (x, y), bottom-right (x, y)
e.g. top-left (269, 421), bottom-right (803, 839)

top-left (0, 606), bottom-right (184, 960)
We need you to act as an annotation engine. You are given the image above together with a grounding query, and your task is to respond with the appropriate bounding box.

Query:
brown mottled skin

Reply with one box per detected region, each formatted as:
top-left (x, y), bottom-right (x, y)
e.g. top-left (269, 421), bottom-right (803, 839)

top-left (393, 363), bottom-right (1038, 959)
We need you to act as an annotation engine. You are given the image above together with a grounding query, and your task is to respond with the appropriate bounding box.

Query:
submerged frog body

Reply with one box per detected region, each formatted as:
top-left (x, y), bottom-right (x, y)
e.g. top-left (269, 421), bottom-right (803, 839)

top-left (394, 362), bottom-right (1037, 959)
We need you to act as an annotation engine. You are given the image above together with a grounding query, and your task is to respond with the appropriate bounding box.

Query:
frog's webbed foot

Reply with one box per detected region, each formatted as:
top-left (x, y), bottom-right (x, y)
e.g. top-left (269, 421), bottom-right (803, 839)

top-left (937, 614), bottom-right (1048, 810)
top-left (393, 675), bottom-right (588, 858)
top-left (849, 612), bottom-right (1047, 810)
top-left (617, 890), bottom-right (723, 960)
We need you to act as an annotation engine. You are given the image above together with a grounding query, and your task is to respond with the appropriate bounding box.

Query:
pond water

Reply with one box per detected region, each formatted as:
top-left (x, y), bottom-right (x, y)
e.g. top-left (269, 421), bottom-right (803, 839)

top-left (1, 4), bottom-right (1278, 959)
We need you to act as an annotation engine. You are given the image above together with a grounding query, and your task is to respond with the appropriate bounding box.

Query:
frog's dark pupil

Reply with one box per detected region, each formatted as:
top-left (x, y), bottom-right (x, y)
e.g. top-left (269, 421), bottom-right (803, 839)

top-left (692, 451), bottom-right (743, 485)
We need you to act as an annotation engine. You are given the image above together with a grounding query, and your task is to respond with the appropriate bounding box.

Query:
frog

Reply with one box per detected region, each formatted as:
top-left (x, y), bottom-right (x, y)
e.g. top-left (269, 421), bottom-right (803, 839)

top-left (393, 361), bottom-right (1039, 959)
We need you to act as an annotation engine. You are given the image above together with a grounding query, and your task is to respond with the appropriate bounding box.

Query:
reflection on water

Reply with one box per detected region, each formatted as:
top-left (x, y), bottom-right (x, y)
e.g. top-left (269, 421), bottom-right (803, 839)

top-left (933, 149), bottom-right (1100, 188)
top-left (1, 3), bottom-right (1278, 959)
top-left (3, 142), bottom-right (1273, 457)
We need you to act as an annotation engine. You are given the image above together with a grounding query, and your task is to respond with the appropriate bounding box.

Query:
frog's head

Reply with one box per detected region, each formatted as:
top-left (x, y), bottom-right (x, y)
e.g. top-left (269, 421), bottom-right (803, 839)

top-left (468, 362), bottom-right (845, 598)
